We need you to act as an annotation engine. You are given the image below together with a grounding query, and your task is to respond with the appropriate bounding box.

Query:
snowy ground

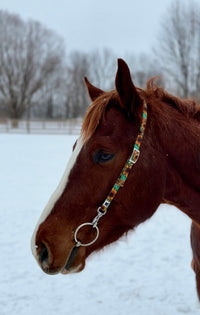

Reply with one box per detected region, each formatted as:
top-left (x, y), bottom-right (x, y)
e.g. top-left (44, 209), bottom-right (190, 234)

top-left (0, 134), bottom-right (200, 315)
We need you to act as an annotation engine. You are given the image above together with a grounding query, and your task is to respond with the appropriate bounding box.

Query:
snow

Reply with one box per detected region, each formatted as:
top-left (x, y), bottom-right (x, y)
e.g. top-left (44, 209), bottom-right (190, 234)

top-left (0, 134), bottom-right (199, 315)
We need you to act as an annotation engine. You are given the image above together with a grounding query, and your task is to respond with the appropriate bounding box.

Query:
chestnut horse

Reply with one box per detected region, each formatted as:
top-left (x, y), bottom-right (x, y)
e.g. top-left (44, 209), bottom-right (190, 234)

top-left (31, 59), bottom-right (200, 299)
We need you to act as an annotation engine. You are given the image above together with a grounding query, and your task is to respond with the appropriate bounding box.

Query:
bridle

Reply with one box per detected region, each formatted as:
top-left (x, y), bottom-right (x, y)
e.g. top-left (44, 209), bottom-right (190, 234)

top-left (74, 102), bottom-right (148, 248)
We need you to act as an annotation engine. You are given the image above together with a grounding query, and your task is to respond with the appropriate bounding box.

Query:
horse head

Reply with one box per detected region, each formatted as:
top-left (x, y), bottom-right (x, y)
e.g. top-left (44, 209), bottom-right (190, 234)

top-left (31, 59), bottom-right (166, 275)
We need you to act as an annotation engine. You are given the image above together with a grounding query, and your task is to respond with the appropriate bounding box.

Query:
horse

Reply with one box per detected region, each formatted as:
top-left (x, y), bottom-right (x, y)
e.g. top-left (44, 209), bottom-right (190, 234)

top-left (31, 58), bottom-right (200, 300)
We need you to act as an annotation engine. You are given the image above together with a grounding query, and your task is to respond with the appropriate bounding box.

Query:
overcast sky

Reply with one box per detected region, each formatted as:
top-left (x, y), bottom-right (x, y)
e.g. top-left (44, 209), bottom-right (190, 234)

top-left (0, 0), bottom-right (188, 57)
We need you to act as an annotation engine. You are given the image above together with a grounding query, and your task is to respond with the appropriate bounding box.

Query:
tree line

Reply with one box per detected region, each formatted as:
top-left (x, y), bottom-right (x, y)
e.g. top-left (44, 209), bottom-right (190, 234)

top-left (0, 0), bottom-right (200, 123)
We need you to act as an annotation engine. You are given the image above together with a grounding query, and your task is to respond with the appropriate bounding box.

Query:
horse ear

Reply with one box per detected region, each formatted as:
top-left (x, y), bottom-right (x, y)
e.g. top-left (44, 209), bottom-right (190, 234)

top-left (115, 59), bottom-right (142, 117)
top-left (84, 77), bottom-right (104, 101)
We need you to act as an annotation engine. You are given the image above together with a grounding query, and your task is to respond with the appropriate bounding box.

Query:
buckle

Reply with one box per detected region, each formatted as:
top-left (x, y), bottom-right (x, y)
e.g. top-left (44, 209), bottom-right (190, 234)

top-left (129, 148), bottom-right (140, 164)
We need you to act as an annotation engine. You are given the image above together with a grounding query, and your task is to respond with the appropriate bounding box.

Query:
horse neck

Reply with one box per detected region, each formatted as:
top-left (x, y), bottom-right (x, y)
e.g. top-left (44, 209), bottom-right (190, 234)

top-left (150, 100), bottom-right (200, 224)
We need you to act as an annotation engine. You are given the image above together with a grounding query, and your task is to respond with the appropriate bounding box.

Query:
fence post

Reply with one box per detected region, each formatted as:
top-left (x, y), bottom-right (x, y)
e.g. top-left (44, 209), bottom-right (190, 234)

top-left (26, 119), bottom-right (30, 133)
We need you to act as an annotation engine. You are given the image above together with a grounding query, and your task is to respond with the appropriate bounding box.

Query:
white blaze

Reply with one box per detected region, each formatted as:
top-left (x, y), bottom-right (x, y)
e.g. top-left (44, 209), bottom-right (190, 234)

top-left (31, 137), bottom-right (84, 258)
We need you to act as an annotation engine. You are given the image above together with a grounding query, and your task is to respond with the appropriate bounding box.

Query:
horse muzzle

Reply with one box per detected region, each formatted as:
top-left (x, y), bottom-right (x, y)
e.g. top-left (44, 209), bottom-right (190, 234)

top-left (34, 241), bottom-right (86, 275)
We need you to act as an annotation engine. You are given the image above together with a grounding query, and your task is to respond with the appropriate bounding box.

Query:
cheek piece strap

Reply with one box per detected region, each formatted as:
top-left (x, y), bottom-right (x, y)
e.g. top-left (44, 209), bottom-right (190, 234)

top-left (74, 102), bottom-right (148, 247)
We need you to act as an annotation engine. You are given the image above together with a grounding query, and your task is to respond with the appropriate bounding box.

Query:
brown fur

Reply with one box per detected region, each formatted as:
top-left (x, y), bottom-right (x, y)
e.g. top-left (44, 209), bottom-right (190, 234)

top-left (33, 59), bottom-right (200, 301)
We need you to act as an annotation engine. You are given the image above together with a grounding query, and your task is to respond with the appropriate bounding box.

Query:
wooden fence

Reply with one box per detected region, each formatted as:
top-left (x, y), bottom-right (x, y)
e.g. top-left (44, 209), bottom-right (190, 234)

top-left (0, 119), bottom-right (82, 135)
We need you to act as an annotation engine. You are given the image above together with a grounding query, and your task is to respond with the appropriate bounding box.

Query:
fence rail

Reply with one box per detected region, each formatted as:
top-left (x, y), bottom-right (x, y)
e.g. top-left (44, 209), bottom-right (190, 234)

top-left (0, 119), bottom-right (82, 135)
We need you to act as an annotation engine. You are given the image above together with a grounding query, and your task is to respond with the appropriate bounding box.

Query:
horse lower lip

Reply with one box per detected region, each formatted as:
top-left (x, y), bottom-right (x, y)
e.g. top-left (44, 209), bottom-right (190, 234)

top-left (61, 263), bottom-right (83, 275)
top-left (64, 246), bottom-right (79, 271)
top-left (61, 268), bottom-right (70, 275)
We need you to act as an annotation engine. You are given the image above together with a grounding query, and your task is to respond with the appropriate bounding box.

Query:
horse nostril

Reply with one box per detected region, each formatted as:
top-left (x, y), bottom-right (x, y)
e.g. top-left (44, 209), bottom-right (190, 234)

top-left (39, 243), bottom-right (49, 266)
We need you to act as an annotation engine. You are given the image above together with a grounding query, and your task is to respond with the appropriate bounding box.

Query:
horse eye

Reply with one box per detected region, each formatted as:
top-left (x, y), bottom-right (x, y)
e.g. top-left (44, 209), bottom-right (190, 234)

top-left (93, 150), bottom-right (115, 164)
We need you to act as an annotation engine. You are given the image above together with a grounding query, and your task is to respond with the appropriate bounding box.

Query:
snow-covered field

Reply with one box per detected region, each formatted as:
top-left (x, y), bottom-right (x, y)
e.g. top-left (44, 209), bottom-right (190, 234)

top-left (0, 134), bottom-right (199, 315)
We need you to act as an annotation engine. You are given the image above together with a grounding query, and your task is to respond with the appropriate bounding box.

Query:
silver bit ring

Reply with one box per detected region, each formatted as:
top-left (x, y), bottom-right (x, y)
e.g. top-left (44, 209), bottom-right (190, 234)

top-left (74, 222), bottom-right (99, 247)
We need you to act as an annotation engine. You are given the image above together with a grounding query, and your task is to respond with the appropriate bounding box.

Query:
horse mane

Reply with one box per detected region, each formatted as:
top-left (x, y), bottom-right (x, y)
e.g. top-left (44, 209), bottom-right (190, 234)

top-left (145, 78), bottom-right (200, 122)
top-left (81, 78), bottom-right (200, 141)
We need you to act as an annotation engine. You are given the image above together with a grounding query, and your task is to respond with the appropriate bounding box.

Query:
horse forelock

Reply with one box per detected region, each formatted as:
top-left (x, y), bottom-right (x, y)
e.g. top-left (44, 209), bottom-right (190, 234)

top-left (81, 90), bottom-right (118, 142)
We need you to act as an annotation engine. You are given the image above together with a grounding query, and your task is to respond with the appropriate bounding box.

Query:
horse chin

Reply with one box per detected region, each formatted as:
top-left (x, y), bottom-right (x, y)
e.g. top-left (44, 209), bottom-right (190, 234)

top-left (61, 262), bottom-right (85, 275)
top-left (61, 245), bottom-right (86, 275)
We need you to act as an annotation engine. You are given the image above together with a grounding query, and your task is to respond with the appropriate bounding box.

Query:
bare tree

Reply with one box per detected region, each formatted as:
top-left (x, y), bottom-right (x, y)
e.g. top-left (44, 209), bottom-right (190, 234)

top-left (63, 51), bottom-right (91, 118)
top-left (63, 49), bottom-right (117, 118)
top-left (33, 73), bottom-right (66, 119)
top-left (125, 53), bottom-right (163, 88)
top-left (155, 0), bottom-right (200, 98)
top-left (88, 49), bottom-right (116, 90)
top-left (0, 11), bottom-right (65, 125)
